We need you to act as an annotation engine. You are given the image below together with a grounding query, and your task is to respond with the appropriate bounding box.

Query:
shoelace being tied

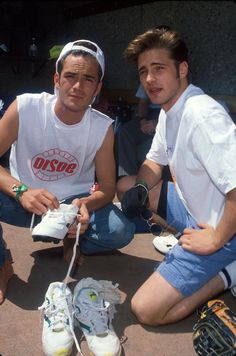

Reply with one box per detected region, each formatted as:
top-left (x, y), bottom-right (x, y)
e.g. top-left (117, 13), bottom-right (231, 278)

top-left (37, 214), bottom-right (83, 356)
top-left (63, 221), bottom-right (83, 355)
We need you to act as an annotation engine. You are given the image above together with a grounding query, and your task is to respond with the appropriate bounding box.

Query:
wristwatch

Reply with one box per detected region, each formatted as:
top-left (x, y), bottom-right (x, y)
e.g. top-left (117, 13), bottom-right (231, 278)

top-left (12, 183), bottom-right (28, 201)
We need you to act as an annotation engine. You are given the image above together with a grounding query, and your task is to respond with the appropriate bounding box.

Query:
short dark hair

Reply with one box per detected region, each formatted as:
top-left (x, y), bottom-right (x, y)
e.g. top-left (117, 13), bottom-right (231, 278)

top-left (124, 28), bottom-right (188, 66)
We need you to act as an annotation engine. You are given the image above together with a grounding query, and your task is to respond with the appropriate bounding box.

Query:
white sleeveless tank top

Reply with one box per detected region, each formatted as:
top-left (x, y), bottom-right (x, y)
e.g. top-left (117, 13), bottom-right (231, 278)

top-left (10, 92), bottom-right (113, 200)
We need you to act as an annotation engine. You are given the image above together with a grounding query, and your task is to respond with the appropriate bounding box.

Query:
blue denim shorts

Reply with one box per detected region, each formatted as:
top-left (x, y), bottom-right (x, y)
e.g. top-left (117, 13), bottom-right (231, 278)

top-left (155, 182), bottom-right (236, 297)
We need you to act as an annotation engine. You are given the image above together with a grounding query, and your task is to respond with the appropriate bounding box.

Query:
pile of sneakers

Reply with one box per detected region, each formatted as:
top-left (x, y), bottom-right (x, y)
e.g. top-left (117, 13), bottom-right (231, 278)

top-left (33, 202), bottom-right (122, 355)
top-left (39, 278), bottom-right (121, 356)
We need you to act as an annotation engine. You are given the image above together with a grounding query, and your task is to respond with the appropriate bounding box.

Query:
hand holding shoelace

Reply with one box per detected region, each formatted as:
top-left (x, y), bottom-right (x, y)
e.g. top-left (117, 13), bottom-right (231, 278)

top-left (18, 187), bottom-right (60, 215)
top-left (67, 199), bottom-right (90, 236)
top-left (121, 180), bottom-right (149, 218)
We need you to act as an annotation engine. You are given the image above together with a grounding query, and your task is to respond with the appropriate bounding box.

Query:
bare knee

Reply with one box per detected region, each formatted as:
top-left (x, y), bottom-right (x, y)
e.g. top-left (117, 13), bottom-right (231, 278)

top-left (131, 294), bottom-right (165, 326)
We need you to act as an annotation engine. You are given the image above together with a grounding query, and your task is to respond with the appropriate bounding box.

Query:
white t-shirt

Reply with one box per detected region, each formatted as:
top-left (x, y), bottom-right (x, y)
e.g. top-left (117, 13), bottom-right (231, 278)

top-left (147, 84), bottom-right (236, 227)
top-left (10, 92), bottom-right (113, 200)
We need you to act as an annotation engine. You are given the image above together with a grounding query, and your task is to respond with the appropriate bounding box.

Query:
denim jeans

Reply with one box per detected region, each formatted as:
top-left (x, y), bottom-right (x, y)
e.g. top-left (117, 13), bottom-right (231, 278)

top-left (0, 192), bottom-right (135, 266)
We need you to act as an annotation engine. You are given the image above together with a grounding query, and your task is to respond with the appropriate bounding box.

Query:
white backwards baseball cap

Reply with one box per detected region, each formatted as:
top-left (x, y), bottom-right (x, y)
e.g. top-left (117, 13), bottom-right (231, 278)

top-left (55, 39), bottom-right (105, 79)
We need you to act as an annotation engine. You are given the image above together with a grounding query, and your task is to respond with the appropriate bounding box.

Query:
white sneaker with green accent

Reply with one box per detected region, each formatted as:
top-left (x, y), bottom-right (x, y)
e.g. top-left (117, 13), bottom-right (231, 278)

top-left (39, 282), bottom-right (74, 356)
top-left (73, 278), bottom-right (121, 356)
top-left (32, 204), bottom-right (78, 243)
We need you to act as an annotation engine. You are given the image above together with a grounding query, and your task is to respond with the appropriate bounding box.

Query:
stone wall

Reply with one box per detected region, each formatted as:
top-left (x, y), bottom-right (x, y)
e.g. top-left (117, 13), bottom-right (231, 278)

top-left (0, 1), bottom-right (235, 97)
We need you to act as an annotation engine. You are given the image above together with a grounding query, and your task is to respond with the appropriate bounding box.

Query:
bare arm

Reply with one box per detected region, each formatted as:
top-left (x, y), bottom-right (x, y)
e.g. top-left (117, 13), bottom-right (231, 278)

top-left (136, 159), bottom-right (163, 190)
top-left (137, 98), bottom-right (149, 118)
top-left (179, 187), bottom-right (236, 255)
top-left (80, 125), bottom-right (116, 211)
top-left (0, 100), bottom-right (59, 214)
top-left (0, 100), bottom-right (21, 195)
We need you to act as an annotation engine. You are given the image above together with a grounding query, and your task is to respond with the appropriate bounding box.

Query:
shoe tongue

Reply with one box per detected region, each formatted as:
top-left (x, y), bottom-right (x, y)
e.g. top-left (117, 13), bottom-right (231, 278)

top-left (83, 288), bottom-right (103, 307)
top-left (51, 287), bottom-right (68, 331)
top-left (52, 286), bottom-right (64, 300)
top-left (53, 318), bottom-right (65, 332)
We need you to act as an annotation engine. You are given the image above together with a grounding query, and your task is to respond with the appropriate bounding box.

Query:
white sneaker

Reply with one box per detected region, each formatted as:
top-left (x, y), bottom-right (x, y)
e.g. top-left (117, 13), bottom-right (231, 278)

top-left (32, 204), bottom-right (78, 243)
top-left (39, 282), bottom-right (74, 356)
top-left (229, 260), bottom-right (236, 298)
top-left (73, 278), bottom-right (121, 356)
top-left (231, 286), bottom-right (236, 297)
top-left (152, 233), bottom-right (179, 254)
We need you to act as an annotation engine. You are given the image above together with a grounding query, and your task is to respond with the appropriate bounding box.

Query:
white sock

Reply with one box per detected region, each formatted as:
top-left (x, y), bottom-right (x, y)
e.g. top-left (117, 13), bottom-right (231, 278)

top-left (218, 260), bottom-right (236, 289)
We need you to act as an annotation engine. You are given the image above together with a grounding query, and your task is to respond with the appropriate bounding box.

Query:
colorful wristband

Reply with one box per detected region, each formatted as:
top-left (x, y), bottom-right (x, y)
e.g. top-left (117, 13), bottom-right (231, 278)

top-left (135, 179), bottom-right (148, 190)
top-left (12, 183), bottom-right (28, 201)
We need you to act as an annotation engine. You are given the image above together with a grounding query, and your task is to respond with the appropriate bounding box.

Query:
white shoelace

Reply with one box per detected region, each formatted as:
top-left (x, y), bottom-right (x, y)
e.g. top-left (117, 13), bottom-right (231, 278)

top-left (39, 293), bottom-right (71, 330)
top-left (63, 222), bottom-right (81, 287)
top-left (37, 217), bottom-right (83, 355)
top-left (63, 222), bottom-right (83, 355)
top-left (74, 299), bottom-right (111, 335)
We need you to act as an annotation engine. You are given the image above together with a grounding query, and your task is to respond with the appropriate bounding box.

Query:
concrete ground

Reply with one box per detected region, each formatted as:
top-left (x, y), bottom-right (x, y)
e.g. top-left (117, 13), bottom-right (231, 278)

top-left (0, 221), bottom-right (235, 356)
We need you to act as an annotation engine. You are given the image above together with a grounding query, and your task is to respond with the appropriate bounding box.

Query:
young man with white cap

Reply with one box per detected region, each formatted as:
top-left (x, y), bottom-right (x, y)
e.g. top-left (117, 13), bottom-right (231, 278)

top-left (0, 39), bottom-right (135, 305)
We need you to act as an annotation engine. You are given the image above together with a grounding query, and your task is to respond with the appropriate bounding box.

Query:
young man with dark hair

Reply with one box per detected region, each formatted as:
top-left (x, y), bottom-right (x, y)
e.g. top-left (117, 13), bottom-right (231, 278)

top-left (120, 28), bottom-right (236, 325)
top-left (0, 39), bottom-right (135, 305)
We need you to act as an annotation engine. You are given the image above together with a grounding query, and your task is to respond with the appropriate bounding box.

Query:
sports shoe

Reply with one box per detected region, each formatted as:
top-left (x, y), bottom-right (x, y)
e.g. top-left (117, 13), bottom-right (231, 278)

top-left (152, 233), bottom-right (180, 254)
top-left (32, 203), bottom-right (78, 243)
top-left (39, 282), bottom-right (74, 356)
top-left (228, 260), bottom-right (236, 298)
top-left (73, 278), bottom-right (121, 356)
top-left (231, 286), bottom-right (236, 297)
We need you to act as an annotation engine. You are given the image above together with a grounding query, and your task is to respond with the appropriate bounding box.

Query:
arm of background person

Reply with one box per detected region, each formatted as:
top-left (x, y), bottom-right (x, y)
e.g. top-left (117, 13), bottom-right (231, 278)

top-left (136, 158), bottom-right (163, 190)
top-left (80, 125), bottom-right (116, 211)
top-left (137, 97), bottom-right (149, 118)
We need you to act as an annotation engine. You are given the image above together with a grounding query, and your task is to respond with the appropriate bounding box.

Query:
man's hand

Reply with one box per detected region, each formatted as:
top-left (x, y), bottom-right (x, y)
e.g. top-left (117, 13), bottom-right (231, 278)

top-left (121, 182), bottom-right (149, 218)
top-left (67, 199), bottom-right (90, 236)
top-left (19, 188), bottom-right (59, 215)
top-left (178, 223), bottom-right (221, 255)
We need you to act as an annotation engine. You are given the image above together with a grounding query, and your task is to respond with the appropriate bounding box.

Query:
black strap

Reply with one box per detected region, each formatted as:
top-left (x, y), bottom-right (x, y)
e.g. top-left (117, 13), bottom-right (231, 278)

top-left (156, 180), bottom-right (167, 220)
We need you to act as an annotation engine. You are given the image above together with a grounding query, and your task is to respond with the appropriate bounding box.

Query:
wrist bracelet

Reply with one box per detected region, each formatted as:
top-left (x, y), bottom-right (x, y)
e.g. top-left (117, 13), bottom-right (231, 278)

top-left (135, 179), bottom-right (148, 190)
top-left (12, 183), bottom-right (28, 201)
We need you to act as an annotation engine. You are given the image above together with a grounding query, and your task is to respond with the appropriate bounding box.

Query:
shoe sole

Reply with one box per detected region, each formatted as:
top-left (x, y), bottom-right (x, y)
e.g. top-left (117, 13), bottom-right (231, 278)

top-left (43, 345), bottom-right (73, 356)
top-left (33, 235), bottom-right (61, 244)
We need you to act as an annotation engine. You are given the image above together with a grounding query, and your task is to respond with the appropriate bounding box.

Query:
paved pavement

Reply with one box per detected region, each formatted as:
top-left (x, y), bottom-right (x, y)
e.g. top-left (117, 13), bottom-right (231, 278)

top-left (0, 221), bottom-right (234, 356)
